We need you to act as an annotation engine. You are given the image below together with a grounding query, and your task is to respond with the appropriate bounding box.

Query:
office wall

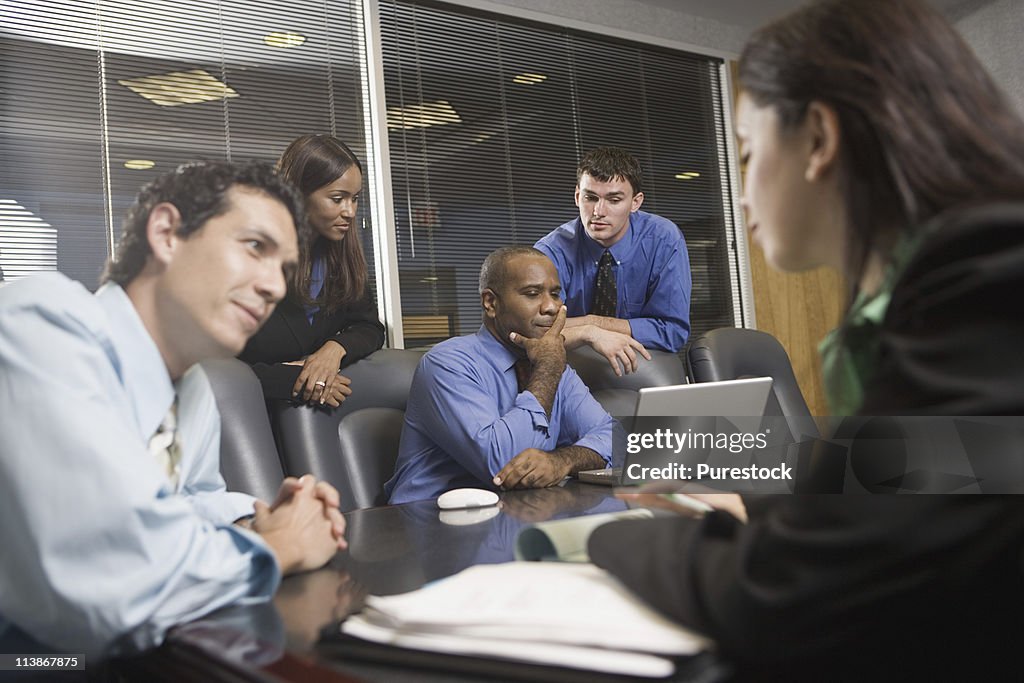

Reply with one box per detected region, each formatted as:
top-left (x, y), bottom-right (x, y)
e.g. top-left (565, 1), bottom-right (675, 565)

top-left (955, 0), bottom-right (1024, 116)
top-left (462, 0), bottom-right (747, 55)
top-left (748, 249), bottom-right (844, 416)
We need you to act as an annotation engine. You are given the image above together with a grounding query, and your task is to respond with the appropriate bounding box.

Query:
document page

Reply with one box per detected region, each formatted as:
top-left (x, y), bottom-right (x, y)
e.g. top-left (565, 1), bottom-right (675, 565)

top-left (341, 562), bottom-right (709, 677)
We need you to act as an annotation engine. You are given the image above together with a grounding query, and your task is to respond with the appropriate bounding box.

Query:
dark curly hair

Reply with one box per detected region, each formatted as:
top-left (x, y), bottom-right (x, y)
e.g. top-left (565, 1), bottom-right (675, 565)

top-left (577, 147), bottom-right (644, 196)
top-left (102, 160), bottom-right (308, 285)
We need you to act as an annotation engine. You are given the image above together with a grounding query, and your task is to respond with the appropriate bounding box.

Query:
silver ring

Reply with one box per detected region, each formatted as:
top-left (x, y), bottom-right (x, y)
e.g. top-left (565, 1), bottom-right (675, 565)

top-left (314, 381), bottom-right (327, 387)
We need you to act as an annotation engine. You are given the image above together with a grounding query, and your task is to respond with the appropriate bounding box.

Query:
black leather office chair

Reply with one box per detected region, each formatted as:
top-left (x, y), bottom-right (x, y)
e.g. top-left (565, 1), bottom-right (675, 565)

top-left (269, 349), bottom-right (423, 496)
top-left (200, 358), bottom-right (286, 502)
top-left (686, 327), bottom-right (818, 439)
top-left (336, 407), bottom-right (406, 511)
top-left (567, 346), bottom-right (686, 416)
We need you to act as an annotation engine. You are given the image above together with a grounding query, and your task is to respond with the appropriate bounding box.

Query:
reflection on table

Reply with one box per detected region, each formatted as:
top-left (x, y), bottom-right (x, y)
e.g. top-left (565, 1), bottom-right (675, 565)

top-left (145, 482), bottom-right (696, 682)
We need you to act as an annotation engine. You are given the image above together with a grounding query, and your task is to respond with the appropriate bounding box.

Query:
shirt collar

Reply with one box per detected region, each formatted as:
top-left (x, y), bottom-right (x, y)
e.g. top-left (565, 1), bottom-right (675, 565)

top-left (96, 283), bottom-right (176, 438)
top-left (475, 325), bottom-right (521, 373)
top-left (577, 214), bottom-right (636, 263)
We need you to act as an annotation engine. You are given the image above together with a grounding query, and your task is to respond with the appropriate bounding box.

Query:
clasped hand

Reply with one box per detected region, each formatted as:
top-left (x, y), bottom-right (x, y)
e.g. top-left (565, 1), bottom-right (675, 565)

top-left (253, 474), bottom-right (347, 574)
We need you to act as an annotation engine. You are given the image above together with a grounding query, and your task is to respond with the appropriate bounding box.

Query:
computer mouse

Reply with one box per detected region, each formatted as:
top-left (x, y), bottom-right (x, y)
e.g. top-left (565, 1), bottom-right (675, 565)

top-left (436, 487), bottom-right (500, 510)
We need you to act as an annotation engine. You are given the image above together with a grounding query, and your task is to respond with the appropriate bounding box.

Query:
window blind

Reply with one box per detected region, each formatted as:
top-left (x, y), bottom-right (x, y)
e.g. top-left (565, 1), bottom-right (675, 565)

top-left (378, 0), bottom-right (739, 348)
top-left (1, 0), bottom-right (373, 291)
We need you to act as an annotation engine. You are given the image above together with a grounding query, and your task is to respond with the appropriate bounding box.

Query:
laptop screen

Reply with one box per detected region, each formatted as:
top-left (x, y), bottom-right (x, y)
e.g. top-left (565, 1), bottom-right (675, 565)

top-left (633, 377), bottom-right (773, 419)
top-left (619, 377), bottom-right (794, 491)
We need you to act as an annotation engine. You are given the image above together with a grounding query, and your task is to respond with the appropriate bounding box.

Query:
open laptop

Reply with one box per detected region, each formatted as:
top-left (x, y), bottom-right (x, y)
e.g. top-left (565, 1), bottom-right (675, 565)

top-left (577, 377), bottom-right (774, 485)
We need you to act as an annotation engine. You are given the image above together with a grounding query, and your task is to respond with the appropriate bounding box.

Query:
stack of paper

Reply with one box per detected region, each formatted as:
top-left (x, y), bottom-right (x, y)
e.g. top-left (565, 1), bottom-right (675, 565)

top-left (341, 562), bottom-right (709, 678)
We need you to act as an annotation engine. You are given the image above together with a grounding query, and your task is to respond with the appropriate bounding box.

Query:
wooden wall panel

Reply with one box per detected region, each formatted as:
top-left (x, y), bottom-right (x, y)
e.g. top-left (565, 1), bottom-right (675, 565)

top-left (748, 245), bottom-right (844, 416)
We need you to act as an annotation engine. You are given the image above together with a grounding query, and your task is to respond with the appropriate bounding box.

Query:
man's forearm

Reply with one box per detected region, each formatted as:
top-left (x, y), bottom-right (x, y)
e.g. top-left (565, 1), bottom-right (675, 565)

top-left (562, 315), bottom-right (633, 340)
top-left (580, 314), bottom-right (632, 336)
top-left (552, 445), bottom-right (607, 475)
top-left (561, 324), bottom-right (590, 350)
top-left (526, 358), bottom-right (563, 416)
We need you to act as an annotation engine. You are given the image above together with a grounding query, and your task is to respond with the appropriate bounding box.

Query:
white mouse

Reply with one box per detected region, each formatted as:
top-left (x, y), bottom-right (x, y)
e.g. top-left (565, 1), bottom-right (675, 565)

top-left (437, 487), bottom-right (500, 510)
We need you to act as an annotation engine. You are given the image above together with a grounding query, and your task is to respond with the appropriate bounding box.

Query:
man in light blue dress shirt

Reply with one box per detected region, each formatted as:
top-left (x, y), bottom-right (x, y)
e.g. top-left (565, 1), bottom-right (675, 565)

top-left (535, 147), bottom-right (692, 374)
top-left (0, 162), bottom-right (347, 660)
top-left (386, 246), bottom-right (614, 504)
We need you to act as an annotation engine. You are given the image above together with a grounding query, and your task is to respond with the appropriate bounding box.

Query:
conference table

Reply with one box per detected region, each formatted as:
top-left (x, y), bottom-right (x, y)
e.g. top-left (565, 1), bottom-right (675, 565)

top-left (113, 480), bottom-right (729, 682)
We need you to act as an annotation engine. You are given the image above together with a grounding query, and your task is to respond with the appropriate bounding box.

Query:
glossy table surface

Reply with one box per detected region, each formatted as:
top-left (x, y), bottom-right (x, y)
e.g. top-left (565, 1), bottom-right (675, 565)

top-left (142, 482), bottom-right (725, 682)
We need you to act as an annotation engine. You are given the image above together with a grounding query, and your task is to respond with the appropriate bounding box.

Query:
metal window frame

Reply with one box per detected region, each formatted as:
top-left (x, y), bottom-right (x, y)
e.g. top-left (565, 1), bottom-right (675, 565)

top-left (360, 0), bottom-right (406, 347)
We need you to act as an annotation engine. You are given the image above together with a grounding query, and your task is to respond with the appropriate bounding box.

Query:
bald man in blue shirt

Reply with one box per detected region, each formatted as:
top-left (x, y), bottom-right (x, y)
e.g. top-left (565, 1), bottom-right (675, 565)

top-left (386, 246), bottom-right (614, 504)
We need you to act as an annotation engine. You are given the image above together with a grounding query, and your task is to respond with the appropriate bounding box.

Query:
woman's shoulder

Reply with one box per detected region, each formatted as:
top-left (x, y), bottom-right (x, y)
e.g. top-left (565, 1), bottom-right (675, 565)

top-left (894, 201), bottom-right (1024, 296)
top-left (868, 201), bottom-right (1024, 414)
top-left (887, 202), bottom-right (1024, 319)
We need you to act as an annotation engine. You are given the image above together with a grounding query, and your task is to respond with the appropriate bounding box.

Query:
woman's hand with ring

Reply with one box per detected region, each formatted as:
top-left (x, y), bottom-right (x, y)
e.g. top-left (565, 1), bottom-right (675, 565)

top-left (294, 341), bottom-right (348, 403)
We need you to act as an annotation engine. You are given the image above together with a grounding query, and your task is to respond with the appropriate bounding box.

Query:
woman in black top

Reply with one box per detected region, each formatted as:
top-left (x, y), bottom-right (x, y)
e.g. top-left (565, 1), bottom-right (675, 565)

top-left (241, 135), bottom-right (385, 405)
top-left (590, 0), bottom-right (1024, 679)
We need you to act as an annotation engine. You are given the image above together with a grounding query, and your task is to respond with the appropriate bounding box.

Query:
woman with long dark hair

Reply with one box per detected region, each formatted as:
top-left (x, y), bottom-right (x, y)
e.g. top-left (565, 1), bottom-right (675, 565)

top-left (735, 0), bottom-right (1024, 417)
top-left (589, 0), bottom-right (1024, 678)
top-left (242, 135), bottom-right (385, 405)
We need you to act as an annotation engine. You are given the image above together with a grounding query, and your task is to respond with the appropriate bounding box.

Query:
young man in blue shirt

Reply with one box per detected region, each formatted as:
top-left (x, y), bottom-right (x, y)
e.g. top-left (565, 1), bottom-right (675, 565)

top-left (0, 162), bottom-right (346, 660)
top-left (386, 246), bottom-right (614, 503)
top-left (535, 147), bottom-right (692, 375)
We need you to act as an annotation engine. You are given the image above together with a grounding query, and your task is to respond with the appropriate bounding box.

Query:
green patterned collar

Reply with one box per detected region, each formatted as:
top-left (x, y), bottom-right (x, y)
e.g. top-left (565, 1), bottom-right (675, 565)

top-left (818, 232), bottom-right (925, 415)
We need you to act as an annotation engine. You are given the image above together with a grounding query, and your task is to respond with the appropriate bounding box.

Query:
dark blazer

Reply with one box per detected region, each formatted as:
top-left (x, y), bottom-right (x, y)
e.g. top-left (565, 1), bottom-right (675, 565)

top-left (240, 291), bottom-right (385, 400)
top-left (589, 203), bottom-right (1024, 680)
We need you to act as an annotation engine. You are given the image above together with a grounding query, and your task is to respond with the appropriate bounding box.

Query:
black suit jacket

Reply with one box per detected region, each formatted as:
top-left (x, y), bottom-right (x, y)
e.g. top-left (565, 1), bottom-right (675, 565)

top-left (589, 203), bottom-right (1024, 680)
top-left (239, 291), bottom-right (385, 400)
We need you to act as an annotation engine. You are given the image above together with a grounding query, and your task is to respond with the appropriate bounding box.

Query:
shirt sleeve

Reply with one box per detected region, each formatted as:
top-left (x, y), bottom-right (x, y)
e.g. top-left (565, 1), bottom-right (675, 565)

top-left (533, 239), bottom-right (560, 272)
top-left (413, 351), bottom-right (558, 482)
top-left (555, 368), bottom-right (614, 465)
top-left (626, 234), bottom-right (692, 352)
top-left (0, 300), bottom-right (280, 659)
top-left (535, 236), bottom-right (576, 313)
